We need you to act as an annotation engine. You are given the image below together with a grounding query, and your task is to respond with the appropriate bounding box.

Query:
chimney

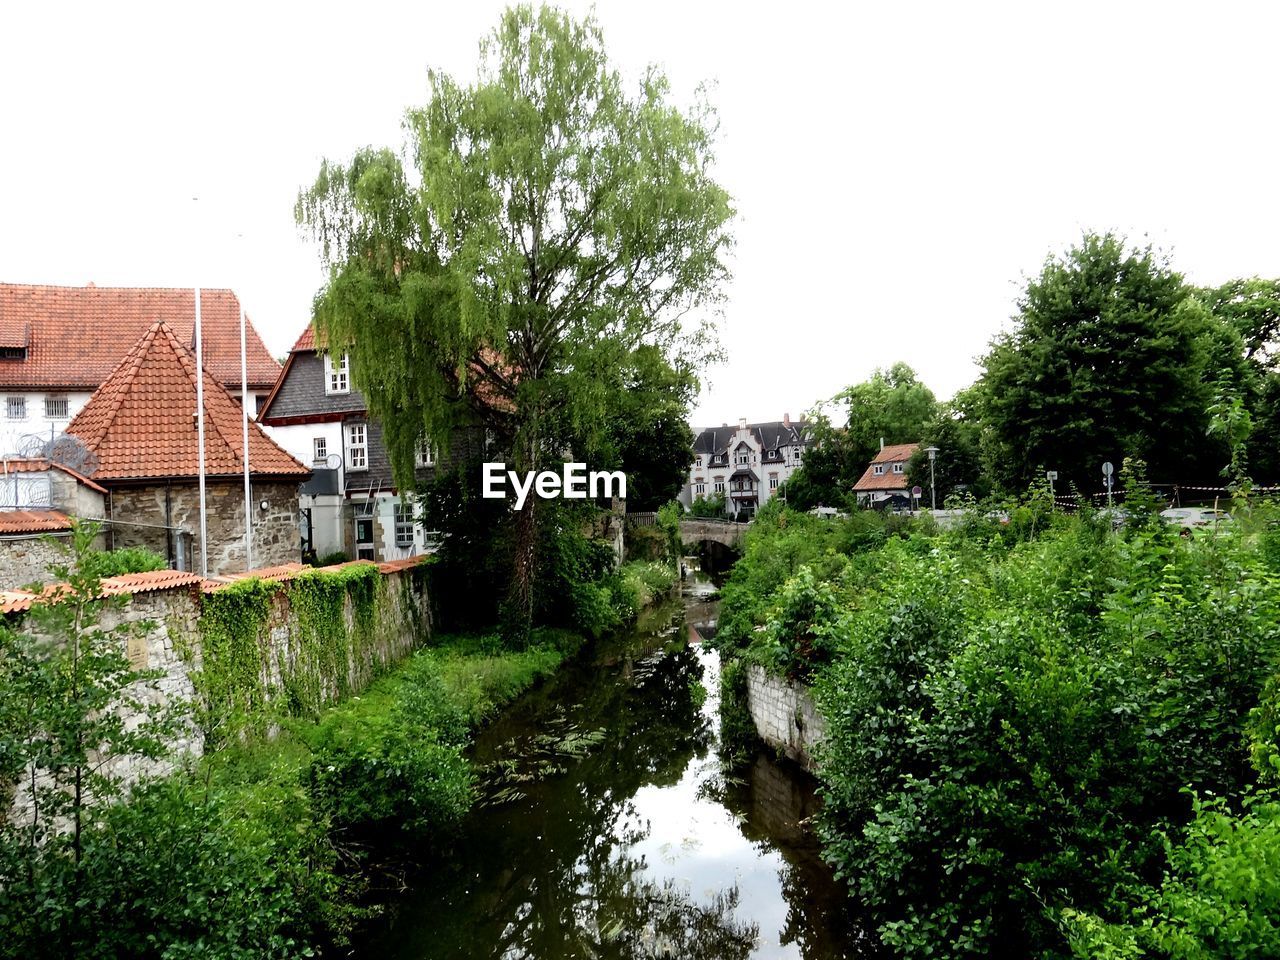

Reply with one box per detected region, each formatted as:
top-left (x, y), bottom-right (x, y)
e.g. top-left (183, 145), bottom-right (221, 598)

top-left (738, 417), bottom-right (747, 430)
top-left (783, 412), bottom-right (790, 427)
top-left (880, 436), bottom-right (885, 451)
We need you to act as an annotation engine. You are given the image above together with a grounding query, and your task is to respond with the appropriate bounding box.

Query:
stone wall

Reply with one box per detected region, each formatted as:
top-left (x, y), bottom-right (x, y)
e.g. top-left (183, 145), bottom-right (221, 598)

top-left (107, 479), bottom-right (302, 575)
top-left (3, 559), bottom-right (431, 825)
top-left (0, 533), bottom-right (74, 590)
top-left (746, 664), bottom-right (827, 772)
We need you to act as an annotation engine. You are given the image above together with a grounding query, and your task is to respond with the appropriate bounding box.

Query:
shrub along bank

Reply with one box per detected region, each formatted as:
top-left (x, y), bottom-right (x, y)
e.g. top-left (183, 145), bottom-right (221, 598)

top-left (0, 627), bottom-right (581, 960)
top-left (715, 497), bottom-right (1280, 958)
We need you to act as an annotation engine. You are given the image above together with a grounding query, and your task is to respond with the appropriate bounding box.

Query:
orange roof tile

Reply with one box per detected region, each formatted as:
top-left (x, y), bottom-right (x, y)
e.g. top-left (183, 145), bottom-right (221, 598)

top-left (0, 510), bottom-right (73, 534)
top-left (0, 284), bottom-right (281, 390)
top-left (100, 570), bottom-right (205, 596)
top-left (65, 321), bottom-right (309, 482)
top-left (0, 457), bottom-right (108, 494)
top-left (853, 443), bottom-right (920, 492)
top-left (0, 590), bottom-right (35, 613)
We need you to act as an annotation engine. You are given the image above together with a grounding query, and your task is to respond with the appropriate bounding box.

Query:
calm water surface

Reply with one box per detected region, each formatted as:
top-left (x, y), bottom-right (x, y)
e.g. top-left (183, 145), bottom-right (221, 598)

top-left (359, 568), bottom-right (873, 959)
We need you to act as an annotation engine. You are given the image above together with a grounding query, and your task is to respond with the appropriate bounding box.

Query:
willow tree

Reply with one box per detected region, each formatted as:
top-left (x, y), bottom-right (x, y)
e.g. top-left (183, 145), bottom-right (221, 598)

top-left (297, 5), bottom-right (733, 629)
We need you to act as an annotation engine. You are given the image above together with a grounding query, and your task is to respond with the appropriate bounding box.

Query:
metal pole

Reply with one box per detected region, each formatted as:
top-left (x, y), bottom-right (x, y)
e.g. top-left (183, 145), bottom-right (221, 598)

top-left (239, 296), bottom-right (253, 571)
top-left (929, 457), bottom-right (936, 510)
top-left (194, 287), bottom-right (208, 577)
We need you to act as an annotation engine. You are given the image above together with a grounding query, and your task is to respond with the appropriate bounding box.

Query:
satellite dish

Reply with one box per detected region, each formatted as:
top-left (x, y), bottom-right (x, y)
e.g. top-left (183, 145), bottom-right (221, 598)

top-left (325, 453), bottom-right (343, 470)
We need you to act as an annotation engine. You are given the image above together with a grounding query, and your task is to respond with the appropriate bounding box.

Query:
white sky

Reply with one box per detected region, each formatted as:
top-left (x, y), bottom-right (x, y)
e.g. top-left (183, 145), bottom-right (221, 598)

top-left (3, 1), bottom-right (1278, 427)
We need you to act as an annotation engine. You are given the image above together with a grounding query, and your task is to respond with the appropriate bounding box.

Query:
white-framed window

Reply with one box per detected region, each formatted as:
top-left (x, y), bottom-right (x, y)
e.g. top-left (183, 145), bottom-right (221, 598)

top-left (415, 437), bottom-right (435, 467)
top-left (44, 396), bottom-right (68, 419)
top-left (735, 449), bottom-right (750, 465)
top-left (770, 475), bottom-right (779, 490)
top-left (695, 456), bottom-right (702, 468)
top-left (873, 464), bottom-right (885, 476)
top-left (345, 423), bottom-right (368, 471)
top-left (893, 462), bottom-right (904, 474)
top-left (324, 353), bottom-right (350, 394)
top-left (6, 396), bottom-right (25, 420)
top-left (713, 478), bottom-right (725, 493)
top-left (312, 437), bottom-right (327, 464)
top-left (394, 502), bottom-right (415, 547)
top-left (694, 482), bottom-right (705, 495)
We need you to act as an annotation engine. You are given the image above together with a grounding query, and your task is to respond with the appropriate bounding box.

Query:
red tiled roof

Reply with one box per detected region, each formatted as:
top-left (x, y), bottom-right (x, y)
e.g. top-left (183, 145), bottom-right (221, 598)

top-left (65, 321), bottom-right (309, 481)
top-left (853, 443), bottom-right (920, 492)
top-left (0, 510), bottom-right (72, 534)
top-left (0, 457), bottom-right (108, 493)
top-left (290, 325), bottom-right (317, 352)
top-left (0, 284), bottom-right (282, 390)
top-left (100, 570), bottom-right (204, 596)
top-left (0, 590), bottom-right (35, 613)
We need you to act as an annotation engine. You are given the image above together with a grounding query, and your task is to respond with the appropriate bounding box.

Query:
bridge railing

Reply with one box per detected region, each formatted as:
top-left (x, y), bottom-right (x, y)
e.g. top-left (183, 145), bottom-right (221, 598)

top-left (626, 511), bottom-right (658, 527)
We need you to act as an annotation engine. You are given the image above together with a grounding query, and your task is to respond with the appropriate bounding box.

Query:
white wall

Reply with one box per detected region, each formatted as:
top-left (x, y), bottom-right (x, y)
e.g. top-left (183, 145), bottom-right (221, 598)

top-left (0, 390), bottom-right (93, 455)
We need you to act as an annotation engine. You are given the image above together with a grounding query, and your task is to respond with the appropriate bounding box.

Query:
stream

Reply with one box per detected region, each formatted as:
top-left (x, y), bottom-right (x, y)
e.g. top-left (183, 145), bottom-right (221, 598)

top-left (358, 566), bottom-right (872, 959)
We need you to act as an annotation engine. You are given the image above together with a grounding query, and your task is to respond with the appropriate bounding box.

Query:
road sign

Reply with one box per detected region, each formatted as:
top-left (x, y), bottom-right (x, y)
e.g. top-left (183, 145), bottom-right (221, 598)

top-left (1047, 470), bottom-right (1058, 481)
top-left (911, 485), bottom-right (923, 497)
top-left (1101, 461), bottom-right (1114, 477)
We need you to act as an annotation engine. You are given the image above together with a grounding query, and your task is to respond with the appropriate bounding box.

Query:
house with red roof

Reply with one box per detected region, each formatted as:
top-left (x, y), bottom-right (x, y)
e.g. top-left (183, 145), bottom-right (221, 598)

top-left (63, 320), bottom-right (309, 576)
top-left (0, 283), bottom-right (281, 457)
top-left (853, 442), bottom-right (921, 508)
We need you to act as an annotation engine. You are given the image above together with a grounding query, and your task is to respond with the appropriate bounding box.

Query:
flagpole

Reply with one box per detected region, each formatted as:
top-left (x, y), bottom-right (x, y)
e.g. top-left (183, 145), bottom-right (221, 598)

top-left (240, 295), bottom-right (253, 571)
top-left (194, 287), bottom-right (209, 577)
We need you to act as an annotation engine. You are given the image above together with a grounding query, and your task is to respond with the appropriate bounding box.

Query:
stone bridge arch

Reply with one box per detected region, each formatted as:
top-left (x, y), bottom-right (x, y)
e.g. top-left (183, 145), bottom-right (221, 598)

top-left (678, 518), bottom-right (748, 549)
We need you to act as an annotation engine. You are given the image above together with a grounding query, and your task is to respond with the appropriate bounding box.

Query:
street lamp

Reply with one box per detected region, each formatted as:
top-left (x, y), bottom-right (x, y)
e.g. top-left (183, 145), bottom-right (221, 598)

top-left (924, 446), bottom-right (940, 511)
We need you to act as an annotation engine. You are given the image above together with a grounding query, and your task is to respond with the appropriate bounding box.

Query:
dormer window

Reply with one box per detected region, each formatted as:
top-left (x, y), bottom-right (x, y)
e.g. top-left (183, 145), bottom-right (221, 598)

top-left (324, 353), bottom-right (350, 394)
top-left (0, 347), bottom-right (26, 361)
top-left (873, 464), bottom-right (885, 476)
top-left (892, 462), bottom-right (904, 474)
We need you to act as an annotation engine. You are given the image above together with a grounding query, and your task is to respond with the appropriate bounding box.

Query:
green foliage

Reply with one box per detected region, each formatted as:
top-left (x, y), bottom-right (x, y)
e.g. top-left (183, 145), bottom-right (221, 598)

top-left (976, 233), bottom-right (1242, 491)
top-left (297, 4), bottom-right (733, 628)
top-left (716, 657), bottom-right (756, 769)
top-left (192, 563), bottom-right (409, 745)
top-left (83, 545), bottom-right (166, 579)
top-left (718, 502), bottom-right (1280, 956)
top-left (839, 361), bottom-right (938, 469)
top-left (688, 491), bottom-right (728, 518)
top-left (313, 550), bottom-right (349, 567)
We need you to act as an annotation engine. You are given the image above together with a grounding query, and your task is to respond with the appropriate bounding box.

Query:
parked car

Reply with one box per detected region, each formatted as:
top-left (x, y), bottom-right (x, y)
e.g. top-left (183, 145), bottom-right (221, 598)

top-left (1160, 507), bottom-right (1231, 529)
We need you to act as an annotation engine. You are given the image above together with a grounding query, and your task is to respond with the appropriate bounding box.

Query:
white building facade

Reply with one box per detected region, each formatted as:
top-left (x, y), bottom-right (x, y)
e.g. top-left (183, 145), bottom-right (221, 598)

top-left (679, 415), bottom-right (813, 520)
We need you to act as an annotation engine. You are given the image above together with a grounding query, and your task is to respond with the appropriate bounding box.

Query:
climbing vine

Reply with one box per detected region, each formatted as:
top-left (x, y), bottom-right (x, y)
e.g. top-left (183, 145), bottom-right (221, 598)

top-left (189, 562), bottom-right (433, 740)
top-left (192, 577), bottom-right (278, 746)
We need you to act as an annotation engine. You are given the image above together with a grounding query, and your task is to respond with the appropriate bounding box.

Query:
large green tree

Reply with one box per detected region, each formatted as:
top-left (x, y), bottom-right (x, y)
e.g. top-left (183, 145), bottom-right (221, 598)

top-left (297, 5), bottom-right (733, 630)
top-left (977, 233), bottom-right (1235, 492)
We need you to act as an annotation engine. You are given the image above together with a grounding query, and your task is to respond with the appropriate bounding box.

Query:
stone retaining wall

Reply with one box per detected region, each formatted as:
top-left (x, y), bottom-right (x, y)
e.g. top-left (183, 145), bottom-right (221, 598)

top-left (746, 664), bottom-right (826, 772)
top-left (4, 559), bottom-right (431, 825)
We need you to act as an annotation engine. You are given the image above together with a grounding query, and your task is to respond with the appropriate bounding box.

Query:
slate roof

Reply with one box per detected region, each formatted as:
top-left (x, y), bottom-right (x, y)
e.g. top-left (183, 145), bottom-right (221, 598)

top-left (0, 284), bottom-right (281, 390)
top-left (853, 443), bottom-right (920, 492)
top-left (64, 320), bottom-right (309, 482)
top-left (693, 420), bottom-right (810, 456)
top-left (0, 510), bottom-right (72, 534)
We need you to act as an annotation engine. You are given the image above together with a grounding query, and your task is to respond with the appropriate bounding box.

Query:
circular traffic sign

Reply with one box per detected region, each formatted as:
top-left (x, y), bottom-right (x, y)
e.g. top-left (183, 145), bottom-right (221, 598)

top-left (1101, 461), bottom-right (1114, 477)
top-left (911, 485), bottom-right (923, 497)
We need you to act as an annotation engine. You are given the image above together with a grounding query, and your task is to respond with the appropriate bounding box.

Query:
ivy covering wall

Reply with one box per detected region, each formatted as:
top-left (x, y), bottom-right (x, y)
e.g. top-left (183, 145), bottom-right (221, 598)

top-left (189, 562), bottom-right (431, 745)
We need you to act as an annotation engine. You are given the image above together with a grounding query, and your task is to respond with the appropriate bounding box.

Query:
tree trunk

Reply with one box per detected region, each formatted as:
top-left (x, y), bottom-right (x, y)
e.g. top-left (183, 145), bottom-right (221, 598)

top-left (504, 423), bottom-right (539, 642)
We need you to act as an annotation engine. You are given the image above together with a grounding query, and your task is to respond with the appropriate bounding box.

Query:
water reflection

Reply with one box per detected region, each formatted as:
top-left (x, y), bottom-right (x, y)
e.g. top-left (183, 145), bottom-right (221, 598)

top-left (359, 572), bottom-right (870, 959)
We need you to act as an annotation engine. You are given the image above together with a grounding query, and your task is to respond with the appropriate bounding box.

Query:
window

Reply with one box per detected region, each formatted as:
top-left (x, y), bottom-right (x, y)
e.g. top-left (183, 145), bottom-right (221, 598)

top-left (415, 437), bottom-right (435, 467)
top-left (44, 396), bottom-right (68, 419)
top-left (345, 423), bottom-right (367, 470)
top-left (695, 456), bottom-right (702, 468)
top-left (873, 464), bottom-right (885, 476)
top-left (713, 478), bottom-right (725, 493)
top-left (735, 449), bottom-right (750, 465)
top-left (394, 502), bottom-right (415, 547)
top-left (324, 353), bottom-right (350, 394)
top-left (0, 347), bottom-right (26, 361)
top-left (694, 482), bottom-right (705, 495)
top-left (892, 462), bottom-right (904, 474)
top-left (255, 394), bottom-right (266, 416)
top-left (312, 437), bottom-right (327, 464)
top-left (770, 475), bottom-right (779, 490)
top-left (6, 397), bottom-right (25, 420)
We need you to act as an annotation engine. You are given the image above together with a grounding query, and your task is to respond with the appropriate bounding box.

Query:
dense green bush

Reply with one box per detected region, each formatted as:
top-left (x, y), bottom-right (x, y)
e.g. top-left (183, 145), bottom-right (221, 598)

top-left (718, 501), bottom-right (1280, 957)
top-left (83, 545), bottom-right (167, 578)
